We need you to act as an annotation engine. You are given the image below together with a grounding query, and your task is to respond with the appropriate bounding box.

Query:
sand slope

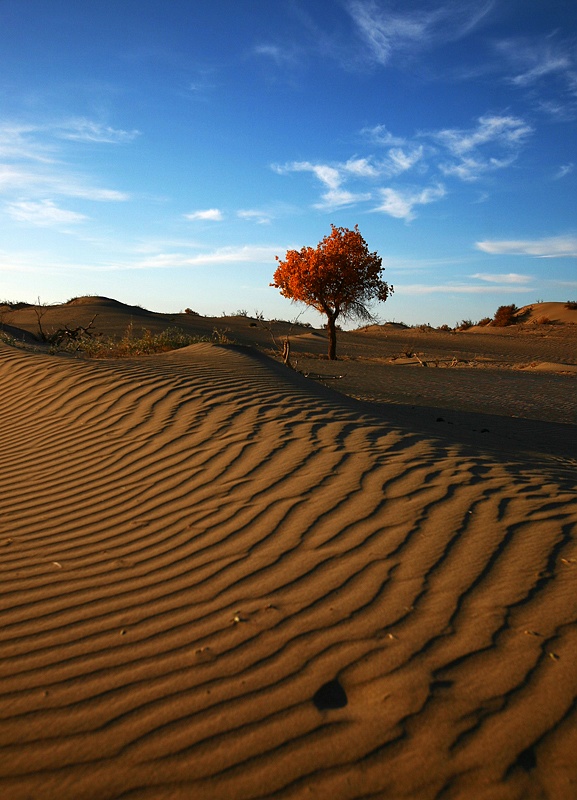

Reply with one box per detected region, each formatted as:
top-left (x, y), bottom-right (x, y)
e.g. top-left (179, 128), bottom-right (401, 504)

top-left (1, 342), bottom-right (576, 799)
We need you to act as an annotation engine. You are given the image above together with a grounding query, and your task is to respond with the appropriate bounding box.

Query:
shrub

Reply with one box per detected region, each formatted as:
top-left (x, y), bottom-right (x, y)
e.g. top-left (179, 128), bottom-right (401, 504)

top-left (477, 317), bottom-right (492, 327)
top-left (565, 300), bottom-right (577, 310)
top-left (53, 325), bottom-right (208, 358)
top-left (184, 308), bottom-right (200, 316)
top-left (437, 324), bottom-right (452, 332)
top-left (456, 319), bottom-right (473, 330)
top-left (492, 304), bottom-right (518, 327)
top-left (535, 315), bottom-right (552, 325)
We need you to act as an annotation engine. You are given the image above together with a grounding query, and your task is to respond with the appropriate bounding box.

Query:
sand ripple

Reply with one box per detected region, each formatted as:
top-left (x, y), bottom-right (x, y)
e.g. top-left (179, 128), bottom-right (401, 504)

top-left (0, 343), bottom-right (576, 799)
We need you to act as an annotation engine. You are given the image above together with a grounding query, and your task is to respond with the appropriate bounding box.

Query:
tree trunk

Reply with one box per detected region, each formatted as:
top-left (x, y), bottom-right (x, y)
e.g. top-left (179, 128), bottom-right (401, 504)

top-left (326, 314), bottom-right (337, 360)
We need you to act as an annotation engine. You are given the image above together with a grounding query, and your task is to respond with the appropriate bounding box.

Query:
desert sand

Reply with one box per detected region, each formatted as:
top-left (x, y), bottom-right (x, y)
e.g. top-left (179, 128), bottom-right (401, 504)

top-left (1, 299), bottom-right (576, 799)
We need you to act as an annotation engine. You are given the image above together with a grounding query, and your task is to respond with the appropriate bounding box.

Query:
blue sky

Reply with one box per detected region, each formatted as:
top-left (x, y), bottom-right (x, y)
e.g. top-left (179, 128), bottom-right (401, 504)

top-left (1, 0), bottom-right (576, 326)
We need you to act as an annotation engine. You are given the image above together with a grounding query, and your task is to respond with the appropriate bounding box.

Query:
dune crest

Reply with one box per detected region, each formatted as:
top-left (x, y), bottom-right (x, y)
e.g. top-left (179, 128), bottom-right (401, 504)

top-left (0, 342), bottom-right (576, 799)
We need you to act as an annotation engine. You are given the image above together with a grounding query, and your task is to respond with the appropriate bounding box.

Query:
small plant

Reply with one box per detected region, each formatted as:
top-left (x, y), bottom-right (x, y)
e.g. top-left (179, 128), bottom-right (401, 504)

top-left (477, 317), bottom-right (492, 326)
top-left (535, 315), bottom-right (552, 325)
top-left (212, 327), bottom-right (233, 344)
top-left (437, 324), bottom-right (452, 332)
top-left (565, 300), bottom-right (577, 310)
top-left (456, 319), bottom-right (473, 330)
top-left (52, 325), bottom-right (208, 357)
top-left (184, 308), bottom-right (200, 316)
top-left (492, 304), bottom-right (518, 327)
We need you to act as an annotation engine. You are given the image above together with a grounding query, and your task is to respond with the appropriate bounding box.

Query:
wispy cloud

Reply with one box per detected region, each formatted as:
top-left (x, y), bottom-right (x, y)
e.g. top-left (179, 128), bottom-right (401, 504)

top-left (346, 0), bottom-right (494, 67)
top-left (496, 37), bottom-right (574, 87)
top-left (0, 164), bottom-right (129, 201)
top-left (436, 115), bottom-right (532, 180)
top-left (373, 183), bottom-right (446, 221)
top-left (4, 199), bottom-right (87, 226)
top-left (237, 209), bottom-right (273, 224)
top-left (476, 235), bottom-right (577, 258)
top-left (494, 35), bottom-right (577, 117)
top-left (399, 282), bottom-right (533, 296)
top-left (184, 208), bottom-right (223, 221)
top-left (554, 163), bottom-right (574, 180)
top-left (471, 272), bottom-right (532, 284)
top-left (273, 161), bottom-right (371, 209)
top-left (128, 245), bottom-right (281, 270)
top-left (361, 124), bottom-right (406, 147)
top-left (274, 109), bottom-right (532, 217)
top-left (55, 119), bottom-right (140, 144)
top-left (253, 43), bottom-right (300, 68)
top-left (0, 118), bottom-right (133, 209)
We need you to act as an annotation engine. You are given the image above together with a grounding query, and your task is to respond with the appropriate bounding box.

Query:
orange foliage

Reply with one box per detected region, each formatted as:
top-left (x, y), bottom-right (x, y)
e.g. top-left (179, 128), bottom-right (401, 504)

top-left (272, 224), bottom-right (392, 359)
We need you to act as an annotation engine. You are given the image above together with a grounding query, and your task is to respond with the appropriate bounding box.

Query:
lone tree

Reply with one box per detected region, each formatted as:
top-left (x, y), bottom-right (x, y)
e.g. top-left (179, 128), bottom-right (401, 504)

top-left (272, 224), bottom-right (392, 359)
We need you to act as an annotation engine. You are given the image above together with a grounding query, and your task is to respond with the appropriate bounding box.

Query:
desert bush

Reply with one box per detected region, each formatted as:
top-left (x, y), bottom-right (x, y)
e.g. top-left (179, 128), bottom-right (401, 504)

top-left (456, 319), bottom-right (473, 330)
top-left (437, 324), bottom-right (452, 332)
top-left (54, 325), bottom-right (208, 357)
top-left (0, 300), bottom-right (31, 310)
top-left (534, 315), bottom-right (552, 325)
top-left (184, 308), bottom-right (200, 316)
top-left (565, 300), bottom-right (577, 310)
top-left (477, 317), bottom-right (492, 326)
top-left (492, 304), bottom-right (518, 327)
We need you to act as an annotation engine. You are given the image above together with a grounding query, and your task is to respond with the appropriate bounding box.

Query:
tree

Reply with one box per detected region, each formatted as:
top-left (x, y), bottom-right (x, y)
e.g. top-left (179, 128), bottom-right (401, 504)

top-left (271, 224), bottom-right (393, 359)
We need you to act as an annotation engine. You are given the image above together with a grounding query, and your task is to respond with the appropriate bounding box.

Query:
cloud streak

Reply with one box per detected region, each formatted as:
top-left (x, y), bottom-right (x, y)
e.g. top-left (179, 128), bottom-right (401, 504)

top-left (184, 208), bottom-right (223, 221)
top-left (374, 183), bottom-right (446, 221)
top-left (274, 112), bottom-right (531, 218)
top-left (5, 199), bottom-right (87, 226)
top-left (471, 272), bottom-right (532, 284)
top-left (346, 0), bottom-right (494, 67)
top-left (476, 235), bottom-right (577, 258)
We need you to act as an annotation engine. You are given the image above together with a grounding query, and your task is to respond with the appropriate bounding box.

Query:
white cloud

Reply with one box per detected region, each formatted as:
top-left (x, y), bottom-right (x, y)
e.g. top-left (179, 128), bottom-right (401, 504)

top-left (496, 37), bottom-right (574, 88)
top-left (314, 188), bottom-right (371, 210)
top-left (4, 199), bottom-right (87, 226)
top-left (0, 123), bottom-right (56, 163)
top-left (437, 115), bottom-right (532, 155)
top-left (130, 245), bottom-right (281, 270)
top-left (55, 119), bottom-right (140, 144)
top-left (435, 115), bottom-right (532, 181)
top-left (344, 157), bottom-right (379, 177)
top-left (0, 164), bottom-right (129, 201)
top-left (386, 146), bottom-right (424, 175)
top-left (275, 161), bottom-right (342, 190)
top-left (184, 208), bottom-right (223, 221)
top-left (253, 44), bottom-right (299, 68)
top-left (554, 163), bottom-right (574, 180)
top-left (273, 160), bottom-right (371, 209)
top-left (398, 283), bottom-right (533, 296)
top-left (346, 0), bottom-right (494, 66)
top-left (374, 183), bottom-right (446, 221)
top-left (476, 236), bottom-right (577, 258)
top-left (361, 124), bottom-right (406, 147)
top-left (237, 209), bottom-right (273, 224)
top-left (472, 272), bottom-right (532, 284)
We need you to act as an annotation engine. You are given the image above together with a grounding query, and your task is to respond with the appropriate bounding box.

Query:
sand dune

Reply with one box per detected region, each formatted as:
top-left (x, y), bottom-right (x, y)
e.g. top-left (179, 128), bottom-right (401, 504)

top-left (1, 341), bottom-right (576, 799)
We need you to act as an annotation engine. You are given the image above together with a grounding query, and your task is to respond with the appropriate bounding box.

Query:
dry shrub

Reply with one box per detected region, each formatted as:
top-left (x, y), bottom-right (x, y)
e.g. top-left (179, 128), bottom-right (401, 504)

top-left (492, 304), bottom-right (518, 327)
top-left (477, 317), bottom-right (492, 327)
top-left (565, 300), bottom-right (577, 310)
top-left (535, 315), bottom-right (552, 325)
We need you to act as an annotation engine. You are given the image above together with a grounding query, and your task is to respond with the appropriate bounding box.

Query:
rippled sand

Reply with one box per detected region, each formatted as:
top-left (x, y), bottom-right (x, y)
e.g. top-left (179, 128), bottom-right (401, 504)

top-left (1, 341), bottom-right (576, 799)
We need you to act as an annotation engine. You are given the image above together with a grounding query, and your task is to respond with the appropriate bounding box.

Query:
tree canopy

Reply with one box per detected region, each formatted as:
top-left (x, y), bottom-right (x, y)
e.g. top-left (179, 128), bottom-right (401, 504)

top-left (272, 224), bottom-right (392, 359)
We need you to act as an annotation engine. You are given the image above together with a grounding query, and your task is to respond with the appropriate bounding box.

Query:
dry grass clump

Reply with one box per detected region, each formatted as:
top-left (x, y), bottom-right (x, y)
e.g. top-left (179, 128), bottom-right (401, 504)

top-left (565, 300), bottom-right (577, 310)
top-left (477, 317), bottom-right (492, 327)
top-left (534, 315), bottom-right (552, 325)
top-left (54, 324), bottom-right (209, 358)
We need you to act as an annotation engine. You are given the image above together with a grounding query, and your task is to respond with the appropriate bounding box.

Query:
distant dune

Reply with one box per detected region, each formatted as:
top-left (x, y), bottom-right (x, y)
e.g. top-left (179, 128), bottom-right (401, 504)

top-left (0, 298), bottom-right (576, 798)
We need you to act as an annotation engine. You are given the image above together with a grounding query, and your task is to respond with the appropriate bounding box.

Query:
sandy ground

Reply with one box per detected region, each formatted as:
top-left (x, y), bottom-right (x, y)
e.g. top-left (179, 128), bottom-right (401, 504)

top-left (1, 299), bottom-right (576, 799)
